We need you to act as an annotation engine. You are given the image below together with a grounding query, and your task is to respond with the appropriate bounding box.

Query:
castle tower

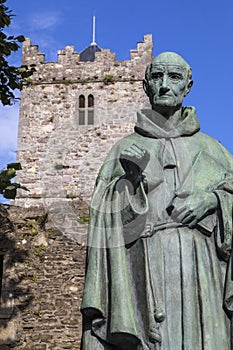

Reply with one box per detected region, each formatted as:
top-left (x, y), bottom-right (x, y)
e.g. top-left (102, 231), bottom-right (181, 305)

top-left (15, 34), bottom-right (153, 210)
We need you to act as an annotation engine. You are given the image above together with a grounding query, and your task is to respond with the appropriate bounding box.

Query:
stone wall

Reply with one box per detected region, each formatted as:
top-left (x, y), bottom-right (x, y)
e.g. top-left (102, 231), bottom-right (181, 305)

top-left (0, 204), bottom-right (86, 349)
top-left (15, 34), bottom-right (152, 208)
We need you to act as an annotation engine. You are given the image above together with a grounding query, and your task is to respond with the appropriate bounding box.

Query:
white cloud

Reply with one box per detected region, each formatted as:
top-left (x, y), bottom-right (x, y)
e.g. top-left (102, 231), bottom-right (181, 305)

top-left (25, 12), bottom-right (63, 61)
top-left (30, 12), bottom-right (61, 30)
top-left (0, 104), bottom-right (20, 167)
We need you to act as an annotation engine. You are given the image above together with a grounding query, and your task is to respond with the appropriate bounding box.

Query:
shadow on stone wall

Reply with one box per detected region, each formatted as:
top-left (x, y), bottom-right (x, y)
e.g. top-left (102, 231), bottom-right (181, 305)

top-left (0, 204), bottom-right (33, 347)
top-left (0, 203), bottom-right (86, 349)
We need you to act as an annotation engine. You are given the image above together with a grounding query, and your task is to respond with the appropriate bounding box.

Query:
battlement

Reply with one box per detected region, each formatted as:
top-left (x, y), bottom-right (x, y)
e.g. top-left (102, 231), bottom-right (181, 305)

top-left (22, 34), bottom-right (153, 83)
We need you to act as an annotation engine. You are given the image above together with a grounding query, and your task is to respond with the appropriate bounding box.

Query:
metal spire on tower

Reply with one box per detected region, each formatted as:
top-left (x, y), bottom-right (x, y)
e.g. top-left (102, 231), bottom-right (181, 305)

top-left (91, 14), bottom-right (96, 46)
top-left (80, 13), bottom-right (101, 61)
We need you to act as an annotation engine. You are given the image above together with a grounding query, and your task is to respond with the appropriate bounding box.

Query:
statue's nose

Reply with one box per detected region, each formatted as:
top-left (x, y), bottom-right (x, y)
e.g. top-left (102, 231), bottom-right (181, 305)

top-left (160, 75), bottom-right (170, 94)
top-left (160, 86), bottom-right (170, 94)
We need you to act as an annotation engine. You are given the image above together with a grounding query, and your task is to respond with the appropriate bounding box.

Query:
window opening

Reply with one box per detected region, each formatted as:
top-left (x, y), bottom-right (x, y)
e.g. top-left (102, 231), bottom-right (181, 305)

top-left (79, 95), bottom-right (85, 108)
top-left (78, 94), bottom-right (95, 125)
top-left (78, 95), bottom-right (86, 125)
top-left (88, 95), bottom-right (94, 107)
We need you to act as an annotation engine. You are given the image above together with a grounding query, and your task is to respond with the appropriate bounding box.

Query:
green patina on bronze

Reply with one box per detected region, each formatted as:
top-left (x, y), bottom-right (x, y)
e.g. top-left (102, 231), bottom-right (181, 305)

top-left (81, 52), bottom-right (233, 349)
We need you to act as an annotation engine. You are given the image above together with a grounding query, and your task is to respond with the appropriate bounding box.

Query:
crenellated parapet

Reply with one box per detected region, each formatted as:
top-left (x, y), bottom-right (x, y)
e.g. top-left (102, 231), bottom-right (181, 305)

top-left (58, 45), bottom-right (80, 65)
top-left (22, 34), bottom-right (153, 83)
top-left (22, 38), bottom-right (45, 65)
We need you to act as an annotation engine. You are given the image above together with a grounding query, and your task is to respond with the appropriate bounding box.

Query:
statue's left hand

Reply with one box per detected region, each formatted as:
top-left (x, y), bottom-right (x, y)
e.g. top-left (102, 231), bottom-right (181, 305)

top-left (168, 191), bottom-right (218, 228)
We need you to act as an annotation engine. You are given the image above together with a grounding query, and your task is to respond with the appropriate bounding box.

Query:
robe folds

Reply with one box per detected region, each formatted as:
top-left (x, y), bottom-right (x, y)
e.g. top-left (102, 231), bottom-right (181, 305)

top-left (81, 107), bottom-right (233, 350)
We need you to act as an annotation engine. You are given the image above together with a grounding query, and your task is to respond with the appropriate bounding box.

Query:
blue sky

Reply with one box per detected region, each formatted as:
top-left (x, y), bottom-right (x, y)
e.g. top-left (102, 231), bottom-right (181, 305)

top-left (1, 0), bottom-right (233, 174)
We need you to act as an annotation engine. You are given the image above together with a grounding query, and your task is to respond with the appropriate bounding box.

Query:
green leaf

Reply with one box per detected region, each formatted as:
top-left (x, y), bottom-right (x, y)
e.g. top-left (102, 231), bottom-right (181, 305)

top-left (3, 188), bottom-right (17, 199)
top-left (7, 162), bottom-right (22, 170)
top-left (5, 184), bottom-right (16, 191)
top-left (5, 168), bottom-right (16, 178)
top-left (15, 35), bottom-right (25, 42)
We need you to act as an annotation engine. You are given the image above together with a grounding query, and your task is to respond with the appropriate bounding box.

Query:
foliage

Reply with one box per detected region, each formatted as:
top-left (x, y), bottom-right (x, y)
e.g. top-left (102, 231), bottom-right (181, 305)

top-left (25, 220), bottom-right (39, 236)
top-left (31, 275), bottom-right (38, 282)
top-left (0, 2), bottom-right (32, 201)
top-left (103, 74), bottom-right (115, 85)
top-left (78, 214), bottom-right (89, 224)
top-left (0, 162), bottom-right (29, 199)
top-left (0, 0), bottom-right (35, 105)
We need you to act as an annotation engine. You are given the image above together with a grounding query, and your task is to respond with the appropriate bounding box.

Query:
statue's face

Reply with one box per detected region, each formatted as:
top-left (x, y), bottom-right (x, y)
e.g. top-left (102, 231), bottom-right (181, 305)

top-left (144, 53), bottom-right (192, 108)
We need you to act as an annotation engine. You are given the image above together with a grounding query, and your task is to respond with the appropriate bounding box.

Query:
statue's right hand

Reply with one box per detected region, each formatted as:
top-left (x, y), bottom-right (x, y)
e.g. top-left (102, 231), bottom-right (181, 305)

top-left (119, 144), bottom-right (150, 179)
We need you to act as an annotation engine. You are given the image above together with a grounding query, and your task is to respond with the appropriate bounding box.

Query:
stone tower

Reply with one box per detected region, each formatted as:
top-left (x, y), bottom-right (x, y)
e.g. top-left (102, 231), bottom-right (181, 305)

top-left (15, 34), bottom-right (153, 214)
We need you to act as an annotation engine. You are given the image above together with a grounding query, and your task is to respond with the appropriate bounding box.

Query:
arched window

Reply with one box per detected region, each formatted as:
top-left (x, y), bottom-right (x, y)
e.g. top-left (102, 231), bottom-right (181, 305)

top-left (79, 95), bottom-right (85, 108)
top-left (78, 94), bottom-right (95, 126)
top-left (78, 95), bottom-right (85, 125)
top-left (88, 95), bottom-right (94, 107)
top-left (88, 95), bottom-right (94, 125)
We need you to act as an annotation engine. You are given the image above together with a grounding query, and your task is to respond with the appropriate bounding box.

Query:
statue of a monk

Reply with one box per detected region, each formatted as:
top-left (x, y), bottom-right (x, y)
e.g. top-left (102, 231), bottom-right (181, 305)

top-left (81, 52), bottom-right (233, 349)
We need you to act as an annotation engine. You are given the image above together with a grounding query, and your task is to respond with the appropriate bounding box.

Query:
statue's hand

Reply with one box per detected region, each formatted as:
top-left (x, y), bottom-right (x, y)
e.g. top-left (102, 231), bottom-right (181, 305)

top-left (120, 144), bottom-right (150, 186)
top-left (167, 191), bottom-right (218, 228)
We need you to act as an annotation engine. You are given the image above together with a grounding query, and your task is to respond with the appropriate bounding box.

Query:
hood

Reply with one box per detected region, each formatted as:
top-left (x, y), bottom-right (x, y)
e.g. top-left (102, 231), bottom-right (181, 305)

top-left (135, 107), bottom-right (200, 139)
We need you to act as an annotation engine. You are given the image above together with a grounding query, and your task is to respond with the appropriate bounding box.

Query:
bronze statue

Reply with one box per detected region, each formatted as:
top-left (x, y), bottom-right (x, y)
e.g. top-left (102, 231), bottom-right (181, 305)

top-left (81, 52), bottom-right (233, 349)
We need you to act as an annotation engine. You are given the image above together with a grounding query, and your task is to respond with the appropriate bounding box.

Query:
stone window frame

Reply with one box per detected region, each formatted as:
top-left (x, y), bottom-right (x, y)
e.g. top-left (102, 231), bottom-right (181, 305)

top-left (78, 94), bottom-right (95, 126)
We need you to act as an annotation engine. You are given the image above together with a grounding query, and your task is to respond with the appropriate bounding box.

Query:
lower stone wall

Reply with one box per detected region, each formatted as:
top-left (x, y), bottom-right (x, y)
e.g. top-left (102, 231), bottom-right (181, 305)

top-left (0, 204), bottom-right (86, 349)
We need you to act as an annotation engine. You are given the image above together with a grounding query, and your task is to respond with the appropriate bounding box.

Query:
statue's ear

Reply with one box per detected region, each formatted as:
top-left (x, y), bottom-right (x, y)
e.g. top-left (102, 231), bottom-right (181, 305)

top-left (185, 80), bottom-right (193, 97)
top-left (143, 79), bottom-right (149, 96)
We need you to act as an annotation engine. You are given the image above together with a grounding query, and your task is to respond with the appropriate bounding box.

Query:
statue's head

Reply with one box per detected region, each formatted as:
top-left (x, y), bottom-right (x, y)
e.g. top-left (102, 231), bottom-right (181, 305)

top-left (143, 52), bottom-right (193, 109)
